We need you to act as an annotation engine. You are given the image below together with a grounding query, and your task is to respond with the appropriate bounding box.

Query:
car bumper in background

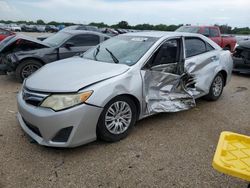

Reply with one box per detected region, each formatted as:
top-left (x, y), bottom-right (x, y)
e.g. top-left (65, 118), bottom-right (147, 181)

top-left (17, 91), bottom-right (103, 147)
top-left (0, 64), bottom-right (8, 75)
top-left (233, 57), bottom-right (250, 73)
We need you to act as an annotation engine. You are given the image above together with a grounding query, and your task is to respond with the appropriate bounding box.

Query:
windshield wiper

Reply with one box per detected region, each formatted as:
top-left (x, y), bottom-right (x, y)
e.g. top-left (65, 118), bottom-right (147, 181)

top-left (105, 48), bottom-right (119, 64)
top-left (93, 45), bottom-right (100, 60)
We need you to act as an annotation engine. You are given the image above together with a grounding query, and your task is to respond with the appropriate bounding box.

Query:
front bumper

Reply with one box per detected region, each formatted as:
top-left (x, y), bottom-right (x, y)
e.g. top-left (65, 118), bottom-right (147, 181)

top-left (17, 91), bottom-right (103, 147)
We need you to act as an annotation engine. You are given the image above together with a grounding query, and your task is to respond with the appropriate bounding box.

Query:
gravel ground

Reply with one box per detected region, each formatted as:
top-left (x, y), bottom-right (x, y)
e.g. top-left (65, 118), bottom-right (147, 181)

top-left (0, 73), bottom-right (249, 188)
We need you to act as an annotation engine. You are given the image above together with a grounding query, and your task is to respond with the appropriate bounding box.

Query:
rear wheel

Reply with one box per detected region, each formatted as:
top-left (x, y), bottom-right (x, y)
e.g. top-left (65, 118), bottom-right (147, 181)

top-left (204, 73), bottom-right (224, 101)
top-left (96, 96), bottom-right (137, 142)
top-left (16, 59), bottom-right (42, 82)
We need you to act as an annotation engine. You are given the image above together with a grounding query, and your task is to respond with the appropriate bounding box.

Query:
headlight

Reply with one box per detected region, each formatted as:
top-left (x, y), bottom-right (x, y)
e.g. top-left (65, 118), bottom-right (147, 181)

top-left (40, 91), bottom-right (93, 111)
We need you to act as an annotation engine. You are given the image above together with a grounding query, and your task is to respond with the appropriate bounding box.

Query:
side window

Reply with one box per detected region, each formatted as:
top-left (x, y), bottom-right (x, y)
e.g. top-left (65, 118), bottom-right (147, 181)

top-left (210, 28), bottom-right (219, 37)
top-left (2, 39), bottom-right (46, 53)
top-left (17, 41), bottom-right (46, 51)
top-left (150, 39), bottom-right (180, 67)
top-left (185, 38), bottom-right (207, 58)
top-left (68, 34), bottom-right (100, 46)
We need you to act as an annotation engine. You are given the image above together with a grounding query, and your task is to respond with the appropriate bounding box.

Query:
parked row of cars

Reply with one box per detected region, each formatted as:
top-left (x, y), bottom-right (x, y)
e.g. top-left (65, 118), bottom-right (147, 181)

top-left (0, 22), bottom-right (138, 35)
top-left (0, 23), bottom-right (60, 33)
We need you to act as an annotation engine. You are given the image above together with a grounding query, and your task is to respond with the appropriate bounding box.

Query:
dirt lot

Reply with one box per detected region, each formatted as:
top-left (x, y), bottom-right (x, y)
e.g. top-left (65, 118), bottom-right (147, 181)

top-left (0, 73), bottom-right (249, 188)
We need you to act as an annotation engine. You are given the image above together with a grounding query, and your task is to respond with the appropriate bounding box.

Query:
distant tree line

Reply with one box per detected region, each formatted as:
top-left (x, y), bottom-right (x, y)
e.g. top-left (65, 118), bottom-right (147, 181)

top-left (1, 19), bottom-right (250, 34)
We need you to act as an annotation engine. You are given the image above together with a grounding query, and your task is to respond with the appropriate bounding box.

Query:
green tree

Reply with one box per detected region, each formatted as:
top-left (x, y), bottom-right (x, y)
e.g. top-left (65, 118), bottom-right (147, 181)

top-left (89, 22), bottom-right (109, 28)
top-left (36, 19), bottom-right (45, 25)
top-left (116, 21), bottom-right (130, 29)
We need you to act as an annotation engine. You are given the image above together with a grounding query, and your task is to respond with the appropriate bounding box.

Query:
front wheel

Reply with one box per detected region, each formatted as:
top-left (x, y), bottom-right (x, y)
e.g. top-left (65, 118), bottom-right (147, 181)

top-left (15, 59), bottom-right (43, 82)
top-left (96, 96), bottom-right (137, 142)
top-left (204, 73), bottom-right (224, 101)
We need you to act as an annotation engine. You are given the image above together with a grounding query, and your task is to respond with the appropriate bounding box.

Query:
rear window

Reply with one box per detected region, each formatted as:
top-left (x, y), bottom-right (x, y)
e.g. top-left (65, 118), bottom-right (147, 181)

top-left (2, 39), bottom-right (46, 53)
top-left (0, 35), bottom-right (16, 52)
top-left (200, 27), bottom-right (210, 36)
top-left (210, 28), bottom-right (220, 37)
top-left (176, 26), bottom-right (200, 33)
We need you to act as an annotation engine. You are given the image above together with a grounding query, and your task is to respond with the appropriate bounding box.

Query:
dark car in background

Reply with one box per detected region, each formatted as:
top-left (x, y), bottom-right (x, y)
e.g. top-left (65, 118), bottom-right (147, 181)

top-left (0, 30), bottom-right (110, 81)
top-left (233, 40), bottom-right (250, 73)
top-left (45, 25), bottom-right (59, 33)
top-left (100, 28), bottom-right (119, 36)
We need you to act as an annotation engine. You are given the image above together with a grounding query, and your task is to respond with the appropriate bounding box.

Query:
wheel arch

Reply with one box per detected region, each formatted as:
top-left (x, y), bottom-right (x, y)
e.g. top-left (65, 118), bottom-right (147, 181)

top-left (20, 57), bottom-right (46, 65)
top-left (104, 94), bottom-right (141, 121)
top-left (218, 70), bottom-right (227, 86)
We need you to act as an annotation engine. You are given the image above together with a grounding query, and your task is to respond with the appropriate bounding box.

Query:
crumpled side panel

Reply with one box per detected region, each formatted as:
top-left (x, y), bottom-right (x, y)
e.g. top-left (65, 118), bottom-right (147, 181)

top-left (184, 56), bottom-right (219, 97)
top-left (144, 70), bottom-right (195, 113)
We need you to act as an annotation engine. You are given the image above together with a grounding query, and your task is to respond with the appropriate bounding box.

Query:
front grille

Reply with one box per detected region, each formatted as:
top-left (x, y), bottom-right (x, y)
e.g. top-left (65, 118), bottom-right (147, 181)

top-left (23, 118), bottom-right (42, 137)
top-left (22, 88), bottom-right (49, 107)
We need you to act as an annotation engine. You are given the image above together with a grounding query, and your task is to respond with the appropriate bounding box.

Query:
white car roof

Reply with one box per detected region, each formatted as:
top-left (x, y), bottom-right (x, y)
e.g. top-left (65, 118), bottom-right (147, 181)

top-left (124, 31), bottom-right (221, 50)
top-left (124, 31), bottom-right (202, 38)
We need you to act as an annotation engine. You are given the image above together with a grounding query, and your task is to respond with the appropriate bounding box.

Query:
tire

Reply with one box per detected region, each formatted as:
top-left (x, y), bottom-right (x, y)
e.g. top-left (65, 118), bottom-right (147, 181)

top-left (204, 73), bottom-right (224, 101)
top-left (15, 59), bottom-right (43, 82)
top-left (96, 96), bottom-right (137, 142)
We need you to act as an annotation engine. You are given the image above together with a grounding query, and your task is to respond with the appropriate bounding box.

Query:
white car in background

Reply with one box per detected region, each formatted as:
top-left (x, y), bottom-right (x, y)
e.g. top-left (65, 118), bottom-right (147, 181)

top-left (9, 24), bottom-right (21, 32)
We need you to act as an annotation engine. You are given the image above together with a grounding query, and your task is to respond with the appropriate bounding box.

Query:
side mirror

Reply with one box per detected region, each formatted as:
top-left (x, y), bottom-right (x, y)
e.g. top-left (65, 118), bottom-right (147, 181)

top-left (203, 34), bottom-right (210, 37)
top-left (64, 42), bottom-right (74, 49)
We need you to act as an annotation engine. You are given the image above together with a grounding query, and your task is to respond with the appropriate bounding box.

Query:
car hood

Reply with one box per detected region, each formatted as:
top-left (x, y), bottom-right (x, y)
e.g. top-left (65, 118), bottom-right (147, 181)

top-left (25, 57), bottom-right (130, 93)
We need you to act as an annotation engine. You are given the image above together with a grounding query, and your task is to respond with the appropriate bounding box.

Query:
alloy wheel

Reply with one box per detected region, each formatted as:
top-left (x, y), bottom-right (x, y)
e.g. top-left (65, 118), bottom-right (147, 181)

top-left (212, 75), bottom-right (223, 97)
top-left (105, 101), bottom-right (132, 135)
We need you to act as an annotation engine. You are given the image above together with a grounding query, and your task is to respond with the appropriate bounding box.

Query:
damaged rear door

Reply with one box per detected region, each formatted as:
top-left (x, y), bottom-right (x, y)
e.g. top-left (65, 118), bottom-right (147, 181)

top-left (141, 36), bottom-right (220, 115)
top-left (141, 37), bottom-right (196, 114)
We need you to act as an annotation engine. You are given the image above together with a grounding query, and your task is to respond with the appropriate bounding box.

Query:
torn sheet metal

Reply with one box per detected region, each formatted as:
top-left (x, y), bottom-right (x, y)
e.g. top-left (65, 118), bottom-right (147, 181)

top-left (144, 67), bottom-right (196, 113)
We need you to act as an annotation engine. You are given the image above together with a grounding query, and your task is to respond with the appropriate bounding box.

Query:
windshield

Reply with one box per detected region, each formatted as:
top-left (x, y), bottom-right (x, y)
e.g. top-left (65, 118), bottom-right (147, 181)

top-left (82, 35), bottom-right (158, 66)
top-left (176, 26), bottom-right (200, 33)
top-left (0, 35), bottom-right (16, 52)
top-left (43, 32), bottom-right (71, 47)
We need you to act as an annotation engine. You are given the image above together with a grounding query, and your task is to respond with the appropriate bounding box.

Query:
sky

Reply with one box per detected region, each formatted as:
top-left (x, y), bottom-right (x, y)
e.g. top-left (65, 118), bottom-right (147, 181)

top-left (0, 0), bottom-right (250, 27)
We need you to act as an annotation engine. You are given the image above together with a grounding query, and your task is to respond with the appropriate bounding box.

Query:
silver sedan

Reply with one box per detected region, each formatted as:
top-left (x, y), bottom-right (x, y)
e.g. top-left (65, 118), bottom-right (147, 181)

top-left (17, 32), bottom-right (233, 147)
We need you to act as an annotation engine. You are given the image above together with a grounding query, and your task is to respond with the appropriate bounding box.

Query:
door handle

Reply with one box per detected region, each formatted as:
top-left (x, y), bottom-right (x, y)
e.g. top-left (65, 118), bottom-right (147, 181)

top-left (211, 56), bottom-right (217, 61)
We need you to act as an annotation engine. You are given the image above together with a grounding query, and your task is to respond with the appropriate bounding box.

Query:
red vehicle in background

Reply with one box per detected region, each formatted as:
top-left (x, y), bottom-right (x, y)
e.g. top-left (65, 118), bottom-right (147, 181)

top-left (0, 28), bottom-right (15, 42)
top-left (176, 26), bottom-right (237, 52)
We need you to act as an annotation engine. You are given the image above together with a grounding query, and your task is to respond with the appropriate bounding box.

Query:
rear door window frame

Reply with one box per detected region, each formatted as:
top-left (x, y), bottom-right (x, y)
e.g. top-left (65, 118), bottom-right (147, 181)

top-left (184, 37), bottom-right (214, 58)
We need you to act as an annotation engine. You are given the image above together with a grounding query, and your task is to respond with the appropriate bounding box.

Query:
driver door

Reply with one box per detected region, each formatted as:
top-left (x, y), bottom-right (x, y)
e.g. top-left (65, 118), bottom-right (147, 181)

top-left (141, 37), bottom-right (195, 115)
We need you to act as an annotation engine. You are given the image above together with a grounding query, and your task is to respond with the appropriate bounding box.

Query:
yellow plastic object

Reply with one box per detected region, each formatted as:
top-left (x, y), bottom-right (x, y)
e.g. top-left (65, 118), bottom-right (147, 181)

top-left (213, 131), bottom-right (250, 181)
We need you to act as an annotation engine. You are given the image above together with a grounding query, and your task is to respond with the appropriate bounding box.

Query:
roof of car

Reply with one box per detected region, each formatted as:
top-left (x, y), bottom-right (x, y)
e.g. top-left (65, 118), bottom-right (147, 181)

top-left (60, 30), bottom-right (108, 37)
top-left (123, 31), bottom-right (203, 38)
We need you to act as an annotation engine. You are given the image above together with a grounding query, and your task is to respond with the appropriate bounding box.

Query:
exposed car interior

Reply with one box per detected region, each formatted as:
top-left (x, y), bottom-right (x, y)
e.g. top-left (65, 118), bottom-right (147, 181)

top-left (145, 39), bottom-right (181, 74)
